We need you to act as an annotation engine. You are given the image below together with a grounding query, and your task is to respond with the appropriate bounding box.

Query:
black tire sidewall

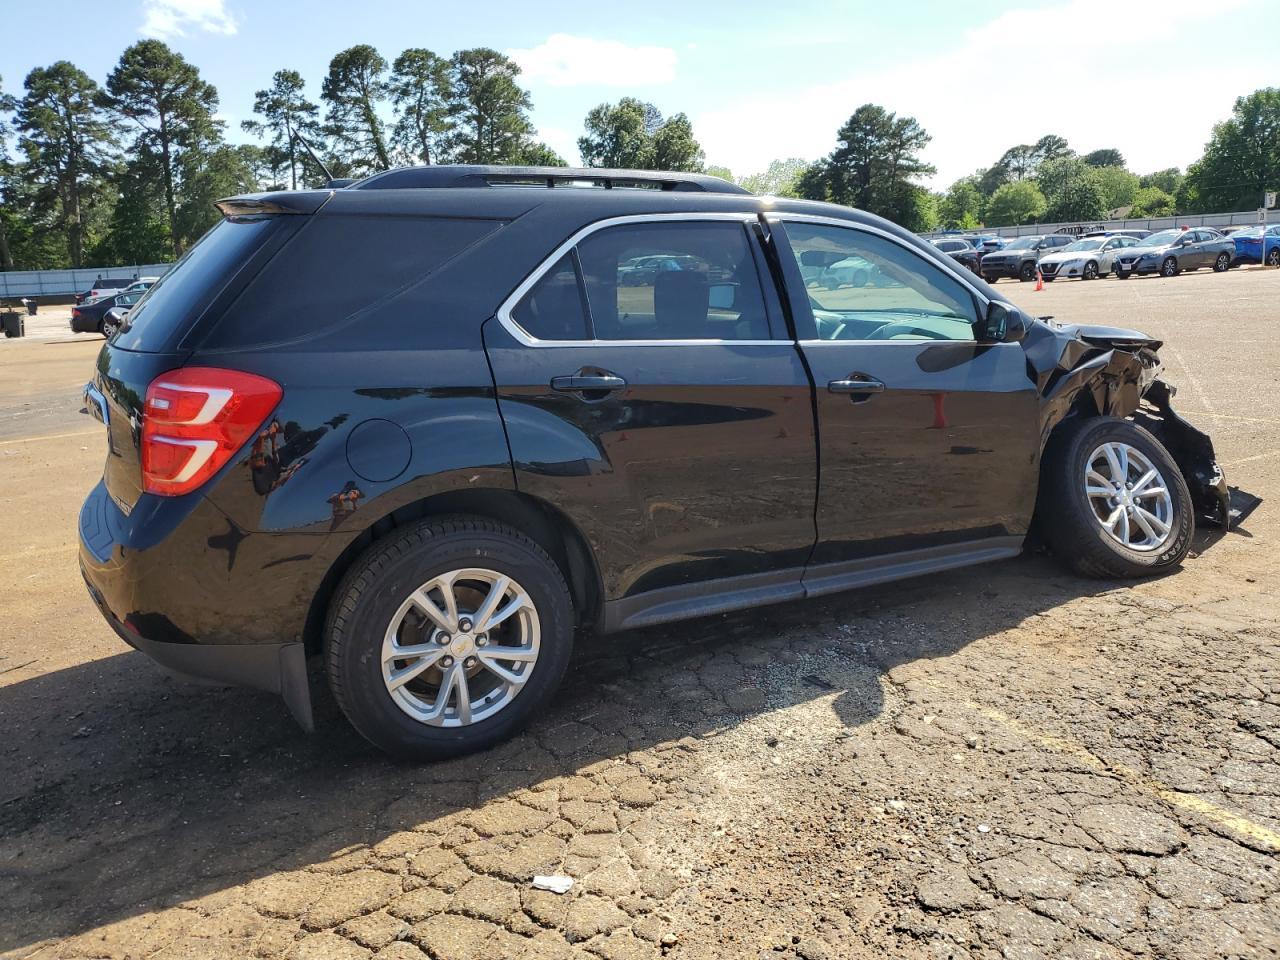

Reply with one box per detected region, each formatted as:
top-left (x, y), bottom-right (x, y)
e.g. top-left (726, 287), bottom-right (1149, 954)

top-left (328, 522), bottom-right (573, 758)
top-left (1042, 417), bottom-right (1194, 577)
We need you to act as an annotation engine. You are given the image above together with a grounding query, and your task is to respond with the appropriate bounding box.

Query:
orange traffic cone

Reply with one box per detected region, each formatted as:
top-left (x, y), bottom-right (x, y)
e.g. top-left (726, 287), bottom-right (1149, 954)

top-left (1034, 267), bottom-right (1044, 292)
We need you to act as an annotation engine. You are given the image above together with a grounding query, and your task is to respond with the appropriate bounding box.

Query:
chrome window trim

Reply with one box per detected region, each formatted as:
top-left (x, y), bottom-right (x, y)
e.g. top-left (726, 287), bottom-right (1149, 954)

top-left (494, 212), bottom-right (784, 348)
top-left (765, 212), bottom-right (992, 309)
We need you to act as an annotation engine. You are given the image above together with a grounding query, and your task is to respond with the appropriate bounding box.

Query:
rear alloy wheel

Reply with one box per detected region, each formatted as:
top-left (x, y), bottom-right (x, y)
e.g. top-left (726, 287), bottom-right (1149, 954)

top-left (1213, 252), bottom-right (1231, 272)
top-left (1038, 416), bottom-right (1193, 578)
top-left (1083, 260), bottom-right (1099, 280)
top-left (326, 517), bottom-right (574, 758)
top-left (1019, 261), bottom-right (1036, 282)
top-left (1161, 256), bottom-right (1180, 277)
top-left (1267, 248), bottom-right (1280, 267)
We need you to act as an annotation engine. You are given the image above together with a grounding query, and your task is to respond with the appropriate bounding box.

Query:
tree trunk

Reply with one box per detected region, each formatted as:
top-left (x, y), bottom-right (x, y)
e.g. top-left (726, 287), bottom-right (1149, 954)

top-left (0, 220), bottom-right (14, 272)
top-left (159, 109), bottom-right (181, 259)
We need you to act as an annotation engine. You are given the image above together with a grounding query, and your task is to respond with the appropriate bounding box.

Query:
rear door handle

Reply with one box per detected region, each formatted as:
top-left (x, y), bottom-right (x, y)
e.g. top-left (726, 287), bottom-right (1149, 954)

top-left (550, 374), bottom-right (627, 393)
top-left (828, 377), bottom-right (885, 394)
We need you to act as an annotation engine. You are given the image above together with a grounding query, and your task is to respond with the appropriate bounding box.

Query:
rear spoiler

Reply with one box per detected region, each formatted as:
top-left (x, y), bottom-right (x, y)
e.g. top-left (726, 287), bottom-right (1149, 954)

top-left (214, 191), bottom-right (334, 218)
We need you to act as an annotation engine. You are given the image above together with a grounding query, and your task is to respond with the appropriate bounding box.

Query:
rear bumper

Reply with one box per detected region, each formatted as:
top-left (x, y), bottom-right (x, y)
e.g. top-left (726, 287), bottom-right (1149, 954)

top-left (78, 479), bottom-right (318, 729)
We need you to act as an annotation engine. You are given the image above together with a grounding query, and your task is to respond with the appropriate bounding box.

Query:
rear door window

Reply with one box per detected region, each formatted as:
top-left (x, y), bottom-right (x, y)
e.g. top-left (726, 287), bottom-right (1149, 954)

top-left (576, 221), bottom-right (771, 341)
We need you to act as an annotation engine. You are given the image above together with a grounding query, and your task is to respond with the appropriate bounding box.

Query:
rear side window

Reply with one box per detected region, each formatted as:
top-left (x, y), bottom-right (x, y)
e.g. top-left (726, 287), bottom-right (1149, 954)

top-left (202, 215), bottom-right (502, 349)
top-left (511, 254), bottom-right (589, 341)
top-left (114, 217), bottom-right (282, 353)
top-left (576, 222), bottom-right (771, 341)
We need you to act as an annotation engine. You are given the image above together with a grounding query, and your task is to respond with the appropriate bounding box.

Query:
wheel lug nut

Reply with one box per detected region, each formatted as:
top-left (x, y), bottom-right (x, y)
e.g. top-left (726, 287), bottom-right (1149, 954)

top-left (465, 657), bottom-right (477, 668)
top-left (458, 618), bottom-right (473, 632)
top-left (437, 633), bottom-right (451, 645)
top-left (441, 656), bottom-right (454, 667)
top-left (476, 635), bottom-right (488, 646)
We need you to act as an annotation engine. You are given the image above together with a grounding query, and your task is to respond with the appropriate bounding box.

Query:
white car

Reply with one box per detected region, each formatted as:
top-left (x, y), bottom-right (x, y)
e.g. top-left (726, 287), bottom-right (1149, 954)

top-left (122, 276), bottom-right (160, 295)
top-left (1037, 235), bottom-right (1140, 281)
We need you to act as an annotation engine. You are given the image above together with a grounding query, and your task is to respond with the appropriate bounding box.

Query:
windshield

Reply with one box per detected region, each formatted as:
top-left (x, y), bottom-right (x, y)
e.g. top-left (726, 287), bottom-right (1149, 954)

top-left (1003, 237), bottom-right (1039, 250)
top-left (1061, 239), bottom-right (1104, 252)
top-left (1139, 230), bottom-right (1183, 247)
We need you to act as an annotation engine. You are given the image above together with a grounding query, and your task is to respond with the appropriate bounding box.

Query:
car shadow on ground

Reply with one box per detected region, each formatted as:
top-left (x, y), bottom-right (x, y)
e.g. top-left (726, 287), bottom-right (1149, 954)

top-left (0, 549), bottom-right (1212, 951)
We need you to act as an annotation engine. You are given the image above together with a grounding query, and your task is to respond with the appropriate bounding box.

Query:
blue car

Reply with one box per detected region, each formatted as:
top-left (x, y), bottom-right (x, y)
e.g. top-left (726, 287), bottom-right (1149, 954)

top-left (1232, 224), bottom-right (1280, 266)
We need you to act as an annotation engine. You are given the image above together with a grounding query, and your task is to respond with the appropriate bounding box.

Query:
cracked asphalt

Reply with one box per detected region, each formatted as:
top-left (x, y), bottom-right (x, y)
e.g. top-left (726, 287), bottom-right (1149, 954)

top-left (2, 269), bottom-right (1278, 960)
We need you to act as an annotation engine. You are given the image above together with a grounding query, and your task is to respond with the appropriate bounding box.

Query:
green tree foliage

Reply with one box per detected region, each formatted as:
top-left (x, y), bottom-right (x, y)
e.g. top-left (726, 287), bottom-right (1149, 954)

top-left (15, 62), bottom-right (117, 267)
top-left (737, 157), bottom-right (808, 197)
top-left (1038, 156), bottom-right (1108, 223)
top-left (1127, 186), bottom-right (1176, 218)
top-left (242, 69), bottom-right (321, 189)
top-left (513, 141), bottom-right (567, 166)
top-left (102, 40), bottom-right (221, 257)
top-left (578, 98), bottom-right (704, 172)
top-left (0, 74), bottom-right (21, 270)
top-left (703, 164), bottom-right (734, 182)
top-left (321, 45), bottom-right (392, 174)
top-left (446, 48), bottom-right (539, 165)
top-left (798, 104), bottom-right (936, 230)
top-left (175, 144), bottom-right (258, 242)
top-left (1092, 166), bottom-right (1140, 212)
top-left (1083, 148), bottom-right (1125, 168)
top-left (938, 176), bottom-right (985, 229)
top-left (89, 154), bottom-right (171, 266)
top-left (985, 180), bottom-right (1047, 226)
top-left (1181, 88), bottom-right (1280, 212)
top-left (977, 135), bottom-right (1073, 195)
top-left (1140, 167), bottom-right (1182, 195)
top-left (389, 48), bottom-right (454, 166)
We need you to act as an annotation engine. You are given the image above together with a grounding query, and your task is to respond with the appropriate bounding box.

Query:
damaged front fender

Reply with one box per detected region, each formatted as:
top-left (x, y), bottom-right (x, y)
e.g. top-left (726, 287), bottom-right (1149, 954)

top-left (1022, 318), bottom-right (1231, 526)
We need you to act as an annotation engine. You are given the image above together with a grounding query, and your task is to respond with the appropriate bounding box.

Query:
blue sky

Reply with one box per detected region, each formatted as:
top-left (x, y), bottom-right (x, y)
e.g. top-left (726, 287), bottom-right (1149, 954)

top-left (3, 0), bottom-right (1274, 187)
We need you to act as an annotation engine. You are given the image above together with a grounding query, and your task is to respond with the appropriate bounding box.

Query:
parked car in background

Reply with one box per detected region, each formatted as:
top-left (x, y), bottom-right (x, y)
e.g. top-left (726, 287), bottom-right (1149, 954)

top-left (1231, 224), bottom-right (1280, 266)
top-left (1082, 229), bottom-right (1151, 241)
top-left (980, 234), bottom-right (1074, 282)
top-left (76, 164), bottom-right (1229, 758)
top-left (75, 277), bottom-right (132, 305)
top-left (122, 277), bottom-right (161, 296)
top-left (71, 290), bottom-right (144, 334)
top-left (1113, 228), bottom-right (1236, 278)
top-left (1038, 235), bottom-right (1141, 281)
top-left (930, 237), bottom-right (981, 273)
top-left (101, 304), bottom-right (132, 339)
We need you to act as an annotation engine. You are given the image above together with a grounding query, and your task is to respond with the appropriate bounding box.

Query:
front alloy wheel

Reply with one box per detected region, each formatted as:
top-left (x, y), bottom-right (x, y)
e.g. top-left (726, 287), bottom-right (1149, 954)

top-left (1083, 261), bottom-right (1099, 280)
top-left (1161, 256), bottom-right (1179, 277)
top-left (1084, 443), bottom-right (1174, 552)
top-left (1213, 252), bottom-right (1231, 272)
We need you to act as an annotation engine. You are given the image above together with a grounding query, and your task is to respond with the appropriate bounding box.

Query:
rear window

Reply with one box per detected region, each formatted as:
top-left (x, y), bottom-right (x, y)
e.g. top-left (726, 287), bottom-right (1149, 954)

top-left (201, 214), bottom-right (502, 349)
top-left (113, 217), bottom-right (283, 353)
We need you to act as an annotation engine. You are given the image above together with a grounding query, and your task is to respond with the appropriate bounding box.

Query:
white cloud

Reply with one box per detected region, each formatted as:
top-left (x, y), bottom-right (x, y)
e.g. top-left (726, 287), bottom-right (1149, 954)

top-left (508, 34), bottom-right (676, 87)
top-left (696, 0), bottom-right (1263, 187)
top-left (140, 0), bottom-right (237, 39)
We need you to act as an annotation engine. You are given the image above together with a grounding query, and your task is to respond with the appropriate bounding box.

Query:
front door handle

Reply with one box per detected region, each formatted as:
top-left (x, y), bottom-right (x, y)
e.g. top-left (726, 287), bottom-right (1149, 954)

top-left (828, 377), bottom-right (885, 394)
top-left (551, 373), bottom-right (627, 394)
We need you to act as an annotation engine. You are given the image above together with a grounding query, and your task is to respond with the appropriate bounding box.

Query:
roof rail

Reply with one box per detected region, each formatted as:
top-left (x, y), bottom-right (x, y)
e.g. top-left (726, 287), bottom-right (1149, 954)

top-left (350, 164), bottom-right (750, 195)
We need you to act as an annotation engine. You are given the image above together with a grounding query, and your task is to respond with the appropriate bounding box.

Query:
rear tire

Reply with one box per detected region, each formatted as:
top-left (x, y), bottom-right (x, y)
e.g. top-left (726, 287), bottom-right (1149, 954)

top-left (326, 517), bottom-right (574, 759)
top-left (1038, 416), bottom-right (1193, 578)
top-left (1267, 248), bottom-right (1280, 267)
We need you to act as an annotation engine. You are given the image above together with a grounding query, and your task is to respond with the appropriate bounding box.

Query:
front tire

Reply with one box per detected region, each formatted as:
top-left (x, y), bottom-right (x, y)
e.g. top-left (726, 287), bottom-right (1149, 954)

top-left (1213, 252), bottom-right (1230, 272)
top-left (1115, 268), bottom-right (1131, 279)
top-left (1083, 261), bottom-right (1099, 280)
top-left (1038, 416), bottom-right (1193, 578)
top-left (1161, 256), bottom-right (1180, 277)
top-left (1019, 261), bottom-right (1036, 282)
top-left (326, 517), bottom-right (574, 759)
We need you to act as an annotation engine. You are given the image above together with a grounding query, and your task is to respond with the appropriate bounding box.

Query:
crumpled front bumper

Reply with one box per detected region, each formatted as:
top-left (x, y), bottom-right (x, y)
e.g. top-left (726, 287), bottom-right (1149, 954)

top-left (1134, 380), bottom-right (1232, 526)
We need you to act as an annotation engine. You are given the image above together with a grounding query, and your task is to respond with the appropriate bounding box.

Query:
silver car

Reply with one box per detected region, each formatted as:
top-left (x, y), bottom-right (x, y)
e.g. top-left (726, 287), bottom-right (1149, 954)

top-left (1037, 236), bottom-right (1141, 281)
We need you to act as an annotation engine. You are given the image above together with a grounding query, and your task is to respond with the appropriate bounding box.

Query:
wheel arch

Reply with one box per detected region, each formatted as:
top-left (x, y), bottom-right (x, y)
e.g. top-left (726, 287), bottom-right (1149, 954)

top-left (302, 487), bottom-right (604, 656)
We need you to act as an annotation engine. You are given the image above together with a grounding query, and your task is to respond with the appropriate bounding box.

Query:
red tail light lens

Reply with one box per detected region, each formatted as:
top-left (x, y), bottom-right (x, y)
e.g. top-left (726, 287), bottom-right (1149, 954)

top-left (142, 367), bottom-right (282, 497)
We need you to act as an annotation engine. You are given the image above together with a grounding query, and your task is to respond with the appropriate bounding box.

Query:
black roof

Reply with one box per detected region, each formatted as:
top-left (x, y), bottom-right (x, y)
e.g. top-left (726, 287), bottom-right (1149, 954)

top-left (351, 164), bottom-right (750, 194)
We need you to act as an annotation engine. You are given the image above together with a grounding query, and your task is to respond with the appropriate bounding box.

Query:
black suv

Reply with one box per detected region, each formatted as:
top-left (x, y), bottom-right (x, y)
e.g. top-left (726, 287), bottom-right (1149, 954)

top-left (78, 165), bottom-right (1229, 758)
top-left (981, 234), bottom-right (1074, 282)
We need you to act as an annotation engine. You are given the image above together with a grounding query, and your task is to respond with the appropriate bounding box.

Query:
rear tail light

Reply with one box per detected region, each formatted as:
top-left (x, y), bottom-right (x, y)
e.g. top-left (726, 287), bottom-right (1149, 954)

top-left (142, 367), bottom-right (282, 497)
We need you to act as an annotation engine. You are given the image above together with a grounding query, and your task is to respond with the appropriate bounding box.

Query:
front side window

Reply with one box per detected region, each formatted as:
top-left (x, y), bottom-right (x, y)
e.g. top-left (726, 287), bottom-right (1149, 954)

top-left (783, 222), bottom-right (979, 342)
top-left (576, 221), bottom-right (770, 341)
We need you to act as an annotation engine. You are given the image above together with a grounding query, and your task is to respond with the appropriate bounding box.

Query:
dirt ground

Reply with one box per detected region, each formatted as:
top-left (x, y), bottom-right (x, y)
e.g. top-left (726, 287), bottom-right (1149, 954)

top-left (1, 271), bottom-right (1278, 960)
